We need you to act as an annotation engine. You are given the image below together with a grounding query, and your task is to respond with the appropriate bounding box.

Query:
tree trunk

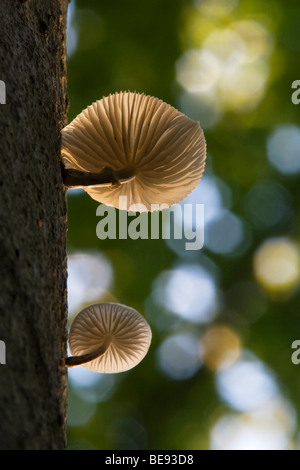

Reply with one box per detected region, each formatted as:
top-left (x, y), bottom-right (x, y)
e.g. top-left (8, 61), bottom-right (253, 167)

top-left (0, 0), bottom-right (69, 449)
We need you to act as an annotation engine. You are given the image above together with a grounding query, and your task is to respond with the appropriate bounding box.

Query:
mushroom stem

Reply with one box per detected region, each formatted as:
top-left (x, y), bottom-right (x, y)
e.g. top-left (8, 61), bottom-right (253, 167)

top-left (62, 164), bottom-right (136, 188)
top-left (66, 343), bottom-right (110, 368)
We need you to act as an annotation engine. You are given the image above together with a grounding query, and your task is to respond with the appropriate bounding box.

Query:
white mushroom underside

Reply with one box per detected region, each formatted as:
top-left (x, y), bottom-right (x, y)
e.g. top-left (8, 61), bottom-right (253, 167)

top-left (69, 303), bottom-right (152, 373)
top-left (61, 91), bottom-right (206, 211)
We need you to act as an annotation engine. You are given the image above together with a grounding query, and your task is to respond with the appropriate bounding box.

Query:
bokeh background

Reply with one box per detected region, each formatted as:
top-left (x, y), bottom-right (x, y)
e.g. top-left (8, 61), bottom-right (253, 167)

top-left (65, 0), bottom-right (300, 450)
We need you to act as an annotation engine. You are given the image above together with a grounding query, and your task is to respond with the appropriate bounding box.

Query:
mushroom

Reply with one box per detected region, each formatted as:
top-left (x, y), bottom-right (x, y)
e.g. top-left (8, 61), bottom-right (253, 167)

top-left (61, 91), bottom-right (206, 212)
top-left (66, 302), bottom-right (152, 373)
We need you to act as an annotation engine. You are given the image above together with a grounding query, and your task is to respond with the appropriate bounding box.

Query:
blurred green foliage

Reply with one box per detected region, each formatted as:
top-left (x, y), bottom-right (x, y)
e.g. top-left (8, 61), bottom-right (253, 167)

top-left (66, 0), bottom-right (300, 450)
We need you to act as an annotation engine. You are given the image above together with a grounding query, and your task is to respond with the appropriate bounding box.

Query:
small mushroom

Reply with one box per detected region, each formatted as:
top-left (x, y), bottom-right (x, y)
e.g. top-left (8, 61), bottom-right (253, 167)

top-left (66, 302), bottom-right (152, 373)
top-left (61, 91), bottom-right (206, 211)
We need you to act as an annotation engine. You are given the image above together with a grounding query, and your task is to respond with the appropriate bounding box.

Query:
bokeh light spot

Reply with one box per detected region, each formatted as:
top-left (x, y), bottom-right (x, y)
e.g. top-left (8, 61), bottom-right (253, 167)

top-left (210, 398), bottom-right (297, 450)
top-left (267, 125), bottom-right (300, 175)
top-left (176, 48), bottom-right (221, 94)
top-left (244, 181), bottom-right (293, 230)
top-left (179, 90), bottom-right (223, 129)
top-left (205, 209), bottom-right (249, 256)
top-left (67, 251), bottom-right (113, 315)
top-left (253, 238), bottom-right (300, 297)
top-left (176, 20), bottom-right (273, 116)
top-left (152, 263), bottom-right (220, 324)
top-left (202, 325), bottom-right (241, 371)
top-left (216, 353), bottom-right (279, 412)
top-left (68, 367), bottom-right (116, 403)
top-left (66, 1), bottom-right (78, 58)
top-left (157, 332), bottom-right (202, 380)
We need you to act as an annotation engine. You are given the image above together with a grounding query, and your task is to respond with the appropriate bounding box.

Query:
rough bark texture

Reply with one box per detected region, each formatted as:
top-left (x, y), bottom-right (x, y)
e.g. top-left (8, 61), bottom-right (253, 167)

top-left (0, 0), bottom-right (69, 449)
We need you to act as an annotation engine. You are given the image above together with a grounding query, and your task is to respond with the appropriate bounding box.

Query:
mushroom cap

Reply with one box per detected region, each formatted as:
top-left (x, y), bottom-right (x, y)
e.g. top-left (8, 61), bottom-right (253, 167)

top-left (61, 91), bottom-right (206, 212)
top-left (68, 302), bottom-right (152, 373)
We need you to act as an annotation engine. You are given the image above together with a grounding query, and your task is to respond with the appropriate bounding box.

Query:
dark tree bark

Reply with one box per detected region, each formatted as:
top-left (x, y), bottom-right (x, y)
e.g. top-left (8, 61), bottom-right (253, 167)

top-left (0, 0), bottom-right (69, 449)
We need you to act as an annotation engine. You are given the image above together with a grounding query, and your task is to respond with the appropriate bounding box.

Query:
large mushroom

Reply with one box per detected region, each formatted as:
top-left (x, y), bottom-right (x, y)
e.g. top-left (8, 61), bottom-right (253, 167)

top-left (61, 91), bottom-right (206, 212)
top-left (66, 302), bottom-right (152, 373)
